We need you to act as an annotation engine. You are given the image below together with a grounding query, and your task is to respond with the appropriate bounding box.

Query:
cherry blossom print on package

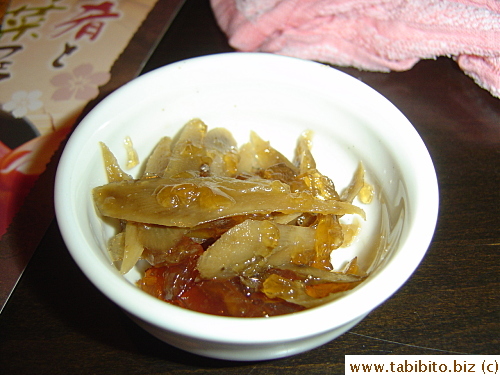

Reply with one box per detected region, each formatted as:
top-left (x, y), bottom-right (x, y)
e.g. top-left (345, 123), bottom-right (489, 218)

top-left (0, 0), bottom-right (160, 238)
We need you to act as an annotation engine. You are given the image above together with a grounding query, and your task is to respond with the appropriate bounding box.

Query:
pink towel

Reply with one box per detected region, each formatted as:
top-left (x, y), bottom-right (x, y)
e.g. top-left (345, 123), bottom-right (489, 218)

top-left (211, 0), bottom-right (500, 98)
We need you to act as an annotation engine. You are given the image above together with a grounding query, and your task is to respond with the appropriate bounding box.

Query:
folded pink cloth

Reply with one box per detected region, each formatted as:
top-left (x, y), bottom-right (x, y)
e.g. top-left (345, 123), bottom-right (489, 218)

top-left (211, 0), bottom-right (500, 98)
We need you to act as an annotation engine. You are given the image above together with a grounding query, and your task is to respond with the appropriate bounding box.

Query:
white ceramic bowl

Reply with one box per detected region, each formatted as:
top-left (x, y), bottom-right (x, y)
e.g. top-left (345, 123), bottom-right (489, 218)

top-left (55, 52), bottom-right (438, 361)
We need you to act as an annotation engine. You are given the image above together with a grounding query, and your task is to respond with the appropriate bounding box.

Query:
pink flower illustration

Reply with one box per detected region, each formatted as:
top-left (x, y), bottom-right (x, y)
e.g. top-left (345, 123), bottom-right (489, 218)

top-left (50, 63), bottom-right (110, 101)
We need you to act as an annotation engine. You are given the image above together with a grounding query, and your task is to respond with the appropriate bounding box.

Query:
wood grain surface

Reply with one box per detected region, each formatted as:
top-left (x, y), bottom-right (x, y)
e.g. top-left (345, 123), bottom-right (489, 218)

top-left (1, 0), bottom-right (498, 373)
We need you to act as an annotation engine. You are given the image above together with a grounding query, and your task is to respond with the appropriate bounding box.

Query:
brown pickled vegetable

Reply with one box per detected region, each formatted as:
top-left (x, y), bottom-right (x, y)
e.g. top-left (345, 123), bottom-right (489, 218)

top-left (93, 176), bottom-right (365, 228)
top-left (93, 119), bottom-right (373, 317)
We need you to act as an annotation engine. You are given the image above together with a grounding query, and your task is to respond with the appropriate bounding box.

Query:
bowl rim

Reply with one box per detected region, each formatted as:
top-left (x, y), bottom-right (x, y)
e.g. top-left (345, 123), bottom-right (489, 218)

top-left (55, 52), bottom-right (439, 344)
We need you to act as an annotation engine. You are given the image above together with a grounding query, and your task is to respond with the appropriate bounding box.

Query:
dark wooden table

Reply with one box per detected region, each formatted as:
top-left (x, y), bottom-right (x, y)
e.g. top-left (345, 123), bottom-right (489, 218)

top-left (1, 0), bottom-right (498, 373)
